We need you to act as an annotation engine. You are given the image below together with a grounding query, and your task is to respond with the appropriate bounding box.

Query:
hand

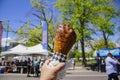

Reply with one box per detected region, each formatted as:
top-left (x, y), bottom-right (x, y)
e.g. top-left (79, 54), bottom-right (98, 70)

top-left (40, 60), bottom-right (65, 80)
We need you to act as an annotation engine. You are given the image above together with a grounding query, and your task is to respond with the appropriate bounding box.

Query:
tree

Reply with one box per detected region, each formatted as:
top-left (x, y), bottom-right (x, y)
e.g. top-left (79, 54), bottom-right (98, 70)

top-left (53, 0), bottom-right (98, 65)
top-left (16, 21), bottom-right (55, 51)
top-left (75, 49), bottom-right (81, 61)
top-left (15, 21), bottom-right (32, 42)
top-left (30, 0), bottom-right (55, 51)
top-left (55, 0), bottom-right (117, 65)
top-left (91, 0), bottom-right (117, 48)
top-left (26, 26), bottom-right (42, 46)
top-left (30, 0), bottom-right (53, 23)
top-left (15, 0), bottom-right (56, 52)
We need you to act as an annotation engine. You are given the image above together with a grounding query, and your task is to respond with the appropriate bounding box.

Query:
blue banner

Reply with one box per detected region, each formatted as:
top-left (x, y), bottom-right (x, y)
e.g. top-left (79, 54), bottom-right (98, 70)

top-left (97, 48), bottom-right (120, 57)
top-left (0, 21), bottom-right (3, 48)
top-left (42, 21), bottom-right (48, 50)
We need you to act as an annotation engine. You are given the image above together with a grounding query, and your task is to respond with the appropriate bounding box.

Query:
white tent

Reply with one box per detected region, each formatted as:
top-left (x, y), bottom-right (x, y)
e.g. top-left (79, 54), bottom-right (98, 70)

top-left (1, 44), bottom-right (50, 56)
top-left (1, 44), bottom-right (27, 56)
top-left (25, 44), bottom-right (49, 56)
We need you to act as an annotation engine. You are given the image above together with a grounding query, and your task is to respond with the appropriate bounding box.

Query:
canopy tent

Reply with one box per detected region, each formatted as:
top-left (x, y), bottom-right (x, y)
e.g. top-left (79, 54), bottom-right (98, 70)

top-left (97, 48), bottom-right (120, 57)
top-left (1, 44), bottom-right (50, 56)
top-left (1, 44), bottom-right (27, 56)
top-left (24, 44), bottom-right (49, 56)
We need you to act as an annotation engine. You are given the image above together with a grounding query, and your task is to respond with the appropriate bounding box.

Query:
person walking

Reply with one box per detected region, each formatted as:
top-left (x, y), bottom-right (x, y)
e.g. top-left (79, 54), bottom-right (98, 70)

top-left (105, 53), bottom-right (119, 80)
top-left (71, 58), bottom-right (76, 69)
top-left (27, 58), bottom-right (32, 77)
top-left (34, 59), bottom-right (39, 77)
top-left (100, 57), bottom-right (105, 72)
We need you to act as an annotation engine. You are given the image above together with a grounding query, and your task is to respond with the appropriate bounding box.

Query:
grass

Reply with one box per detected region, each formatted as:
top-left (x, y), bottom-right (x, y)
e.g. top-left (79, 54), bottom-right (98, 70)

top-left (75, 59), bottom-right (96, 66)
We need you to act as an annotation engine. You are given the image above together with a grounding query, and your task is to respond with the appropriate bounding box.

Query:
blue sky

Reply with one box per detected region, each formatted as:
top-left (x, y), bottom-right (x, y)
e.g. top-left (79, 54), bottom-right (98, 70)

top-left (0, 0), bottom-right (57, 39)
top-left (0, 0), bottom-right (32, 38)
top-left (0, 0), bottom-right (120, 44)
top-left (0, 0), bottom-right (31, 19)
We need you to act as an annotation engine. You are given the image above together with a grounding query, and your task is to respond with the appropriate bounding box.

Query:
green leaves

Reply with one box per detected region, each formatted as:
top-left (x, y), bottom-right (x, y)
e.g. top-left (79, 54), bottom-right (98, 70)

top-left (16, 21), bottom-right (32, 40)
top-left (54, 0), bottom-right (117, 59)
top-left (93, 39), bottom-right (116, 50)
top-left (26, 27), bottom-right (42, 46)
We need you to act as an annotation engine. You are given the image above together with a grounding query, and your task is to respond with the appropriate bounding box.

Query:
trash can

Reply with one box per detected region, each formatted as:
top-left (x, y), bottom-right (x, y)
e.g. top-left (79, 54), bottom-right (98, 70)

top-left (0, 66), bottom-right (5, 74)
top-left (90, 64), bottom-right (96, 71)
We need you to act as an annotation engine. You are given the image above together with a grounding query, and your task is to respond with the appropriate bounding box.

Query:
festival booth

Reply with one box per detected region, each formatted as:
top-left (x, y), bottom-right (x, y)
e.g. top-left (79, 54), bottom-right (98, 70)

top-left (1, 44), bottom-right (50, 61)
top-left (0, 44), bottom-right (50, 74)
top-left (95, 48), bottom-right (120, 72)
top-left (1, 44), bottom-right (28, 74)
top-left (1, 44), bottom-right (27, 57)
top-left (24, 44), bottom-right (49, 62)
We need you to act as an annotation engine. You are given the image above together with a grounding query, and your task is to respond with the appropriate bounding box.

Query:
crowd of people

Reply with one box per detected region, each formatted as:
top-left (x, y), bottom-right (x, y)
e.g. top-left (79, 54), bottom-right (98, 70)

top-left (0, 57), bottom-right (45, 77)
top-left (1, 53), bottom-right (120, 80)
top-left (39, 53), bottom-right (120, 80)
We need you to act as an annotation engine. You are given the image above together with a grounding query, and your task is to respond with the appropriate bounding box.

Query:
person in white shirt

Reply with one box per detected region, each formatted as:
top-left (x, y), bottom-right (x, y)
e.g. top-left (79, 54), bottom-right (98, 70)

top-left (105, 53), bottom-right (119, 80)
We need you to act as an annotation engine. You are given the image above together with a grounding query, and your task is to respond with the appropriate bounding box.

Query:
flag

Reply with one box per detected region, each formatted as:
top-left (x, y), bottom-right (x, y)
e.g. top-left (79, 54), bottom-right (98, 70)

top-left (42, 21), bottom-right (48, 50)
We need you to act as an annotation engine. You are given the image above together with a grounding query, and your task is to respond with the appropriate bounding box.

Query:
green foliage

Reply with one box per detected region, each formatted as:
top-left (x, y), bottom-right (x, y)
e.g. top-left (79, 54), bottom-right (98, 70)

top-left (85, 52), bottom-right (92, 58)
top-left (54, 0), bottom-right (116, 44)
top-left (47, 23), bottom-right (55, 51)
top-left (56, 1), bottom-right (116, 41)
top-left (75, 49), bottom-right (81, 61)
top-left (15, 21), bottom-right (32, 41)
top-left (29, 0), bottom-right (54, 51)
top-left (55, 0), bottom-right (117, 65)
top-left (68, 51), bottom-right (76, 59)
top-left (14, 0), bottom-right (118, 57)
top-left (91, 0), bottom-right (117, 48)
top-left (54, 0), bottom-right (105, 65)
top-left (15, 21), bottom-right (42, 47)
top-left (55, 0), bottom-right (94, 41)
top-left (15, 0), bottom-right (55, 51)
top-left (93, 39), bottom-right (116, 50)
top-left (26, 26), bottom-right (42, 46)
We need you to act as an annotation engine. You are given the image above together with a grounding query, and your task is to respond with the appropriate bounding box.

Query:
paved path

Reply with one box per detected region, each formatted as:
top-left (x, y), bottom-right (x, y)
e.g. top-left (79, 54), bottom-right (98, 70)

top-left (64, 67), bottom-right (107, 80)
top-left (0, 67), bottom-right (119, 80)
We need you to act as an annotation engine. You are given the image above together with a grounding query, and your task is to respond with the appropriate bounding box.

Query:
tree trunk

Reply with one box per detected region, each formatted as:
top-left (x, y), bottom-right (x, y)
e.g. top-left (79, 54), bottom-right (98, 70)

top-left (80, 24), bottom-right (86, 66)
top-left (103, 31), bottom-right (108, 48)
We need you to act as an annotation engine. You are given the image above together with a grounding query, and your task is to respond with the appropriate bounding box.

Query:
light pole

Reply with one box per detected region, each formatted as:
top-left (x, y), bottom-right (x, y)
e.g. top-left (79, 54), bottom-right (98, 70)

top-left (4, 20), bottom-right (9, 51)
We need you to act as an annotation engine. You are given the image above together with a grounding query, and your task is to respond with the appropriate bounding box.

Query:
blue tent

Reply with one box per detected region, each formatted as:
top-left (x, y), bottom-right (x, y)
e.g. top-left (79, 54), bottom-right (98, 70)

top-left (97, 48), bottom-right (120, 57)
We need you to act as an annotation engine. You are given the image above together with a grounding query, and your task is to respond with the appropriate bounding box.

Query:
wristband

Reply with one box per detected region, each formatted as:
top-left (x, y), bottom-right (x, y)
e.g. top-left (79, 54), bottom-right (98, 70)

top-left (52, 52), bottom-right (67, 62)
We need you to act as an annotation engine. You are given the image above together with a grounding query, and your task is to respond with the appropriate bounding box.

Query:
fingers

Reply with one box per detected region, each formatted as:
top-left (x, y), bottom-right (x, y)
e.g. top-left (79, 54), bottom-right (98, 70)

top-left (55, 63), bottom-right (65, 72)
top-left (44, 60), bottom-right (65, 72)
top-left (44, 60), bottom-right (50, 65)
